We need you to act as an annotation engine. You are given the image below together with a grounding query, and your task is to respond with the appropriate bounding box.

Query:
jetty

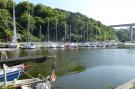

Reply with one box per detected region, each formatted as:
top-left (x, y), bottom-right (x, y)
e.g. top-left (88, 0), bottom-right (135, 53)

top-left (116, 79), bottom-right (135, 89)
top-left (0, 55), bottom-right (56, 65)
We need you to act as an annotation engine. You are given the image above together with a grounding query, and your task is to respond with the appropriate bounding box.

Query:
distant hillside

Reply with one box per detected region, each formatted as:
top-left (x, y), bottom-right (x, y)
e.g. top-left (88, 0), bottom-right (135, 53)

top-left (0, 0), bottom-right (117, 42)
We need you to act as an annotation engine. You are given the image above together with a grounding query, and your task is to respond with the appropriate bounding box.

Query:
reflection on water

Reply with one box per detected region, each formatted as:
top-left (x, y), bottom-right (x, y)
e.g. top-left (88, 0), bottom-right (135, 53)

top-left (54, 65), bottom-right (135, 89)
top-left (3, 48), bottom-right (135, 89)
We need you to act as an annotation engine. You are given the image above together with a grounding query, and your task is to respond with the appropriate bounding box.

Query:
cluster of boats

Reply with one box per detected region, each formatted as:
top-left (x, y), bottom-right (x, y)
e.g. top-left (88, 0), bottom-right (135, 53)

top-left (0, 0), bottom-right (117, 50)
top-left (1, 41), bottom-right (117, 49)
top-left (43, 41), bottom-right (117, 48)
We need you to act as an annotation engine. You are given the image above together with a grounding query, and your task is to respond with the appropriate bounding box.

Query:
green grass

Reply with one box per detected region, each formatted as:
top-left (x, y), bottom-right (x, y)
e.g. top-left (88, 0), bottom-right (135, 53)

top-left (0, 85), bottom-right (13, 89)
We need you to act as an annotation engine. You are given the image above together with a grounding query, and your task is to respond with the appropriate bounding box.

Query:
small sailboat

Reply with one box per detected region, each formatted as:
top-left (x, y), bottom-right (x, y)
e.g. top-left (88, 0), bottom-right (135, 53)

top-left (0, 71), bottom-right (56, 89)
top-left (7, 1), bottom-right (18, 48)
top-left (0, 59), bottom-right (57, 89)
top-left (0, 64), bottom-right (24, 82)
top-left (21, 13), bottom-right (36, 49)
top-left (21, 43), bottom-right (36, 49)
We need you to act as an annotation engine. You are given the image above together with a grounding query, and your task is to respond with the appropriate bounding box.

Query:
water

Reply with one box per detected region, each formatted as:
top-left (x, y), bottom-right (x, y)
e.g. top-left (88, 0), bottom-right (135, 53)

top-left (4, 48), bottom-right (135, 89)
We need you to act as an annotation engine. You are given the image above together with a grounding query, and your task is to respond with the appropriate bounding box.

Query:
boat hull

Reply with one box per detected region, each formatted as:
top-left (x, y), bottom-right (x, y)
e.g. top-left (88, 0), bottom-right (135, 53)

top-left (0, 64), bottom-right (24, 82)
top-left (0, 70), bottom-right (22, 82)
top-left (21, 43), bottom-right (36, 49)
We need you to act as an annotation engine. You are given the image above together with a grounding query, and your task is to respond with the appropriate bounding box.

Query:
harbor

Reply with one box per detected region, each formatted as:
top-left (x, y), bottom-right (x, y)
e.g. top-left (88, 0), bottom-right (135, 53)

top-left (0, 48), bottom-right (135, 89)
top-left (0, 41), bottom-right (118, 49)
top-left (0, 0), bottom-right (135, 89)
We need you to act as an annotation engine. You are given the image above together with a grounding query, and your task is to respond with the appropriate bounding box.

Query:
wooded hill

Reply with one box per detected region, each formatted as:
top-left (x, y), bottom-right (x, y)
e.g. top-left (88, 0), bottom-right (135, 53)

top-left (0, 0), bottom-right (117, 42)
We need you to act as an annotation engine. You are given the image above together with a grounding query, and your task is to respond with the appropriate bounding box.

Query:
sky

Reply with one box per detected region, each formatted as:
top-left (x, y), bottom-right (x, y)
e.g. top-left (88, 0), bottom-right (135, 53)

top-left (16, 0), bottom-right (135, 26)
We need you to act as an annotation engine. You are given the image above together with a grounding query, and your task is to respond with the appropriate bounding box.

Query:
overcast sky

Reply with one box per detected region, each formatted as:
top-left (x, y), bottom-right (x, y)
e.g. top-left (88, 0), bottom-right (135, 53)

top-left (16, 0), bottom-right (135, 26)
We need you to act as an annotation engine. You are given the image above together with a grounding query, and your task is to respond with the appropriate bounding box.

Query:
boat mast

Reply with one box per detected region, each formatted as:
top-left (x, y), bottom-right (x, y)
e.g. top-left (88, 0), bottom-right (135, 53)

top-left (81, 29), bottom-right (83, 43)
top-left (55, 19), bottom-right (58, 42)
top-left (39, 25), bottom-right (42, 42)
top-left (64, 22), bottom-right (67, 42)
top-left (47, 18), bottom-right (50, 42)
top-left (27, 13), bottom-right (30, 42)
top-left (86, 23), bottom-right (88, 42)
top-left (12, 1), bottom-right (17, 43)
top-left (69, 24), bottom-right (71, 42)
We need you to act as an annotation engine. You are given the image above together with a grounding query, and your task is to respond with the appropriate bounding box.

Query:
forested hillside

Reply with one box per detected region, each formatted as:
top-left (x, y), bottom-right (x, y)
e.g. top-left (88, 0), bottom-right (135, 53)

top-left (0, 0), bottom-right (117, 42)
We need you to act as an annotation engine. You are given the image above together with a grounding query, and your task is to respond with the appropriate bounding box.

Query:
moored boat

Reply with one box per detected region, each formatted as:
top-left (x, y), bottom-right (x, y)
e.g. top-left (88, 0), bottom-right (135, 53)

top-left (6, 43), bottom-right (17, 48)
top-left (0, 75), bottom-right (55, 89)
top-left (6, 0), bottom-right (19, 48)
top-left (0, 61), bottom-right (57, 89)
top-left (21, 43), bottom-right (36, 49)
top-left (9, 72), bottom-right (55, 89)
top-left (0, 64), bottom-right (24, 82)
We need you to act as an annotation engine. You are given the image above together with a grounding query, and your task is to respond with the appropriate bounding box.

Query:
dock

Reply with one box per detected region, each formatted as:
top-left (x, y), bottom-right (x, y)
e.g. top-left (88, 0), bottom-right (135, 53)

top-left (116, 79), bottom-right (135, 89)
top-left (0, 55), bottom-right (56, 65)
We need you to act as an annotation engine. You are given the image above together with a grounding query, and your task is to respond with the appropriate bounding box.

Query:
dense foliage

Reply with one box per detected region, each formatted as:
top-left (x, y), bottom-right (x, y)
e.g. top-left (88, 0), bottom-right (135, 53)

top-left (0, 0), bottom-right (117, 42)
top-left (116, 28), bottom-right (135, 42)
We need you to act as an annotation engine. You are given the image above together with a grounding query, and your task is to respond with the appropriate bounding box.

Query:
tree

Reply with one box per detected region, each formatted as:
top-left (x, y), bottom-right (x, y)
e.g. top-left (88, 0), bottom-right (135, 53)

top-left (0, 0), bottom-right (7, 9)
top-left (3, 28), bottom-right (12, 41)
top-left (16, 1), bottom-right (34, 16)
top-left (0, 1), bottom-right (117, 42)
top-left (116, 29), bottom-right (129, 42)
top-left (0, 9), bottom-right (11, 30)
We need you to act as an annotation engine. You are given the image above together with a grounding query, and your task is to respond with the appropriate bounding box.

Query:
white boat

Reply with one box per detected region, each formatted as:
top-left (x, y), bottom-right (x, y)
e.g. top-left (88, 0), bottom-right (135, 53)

top-left (105, 42), bottom-right (117, 48)
top-left (89, 42), bottom-right (97, 48)
top-left (7, 43), bottom-right (17, 48)
top-left (56, 43), bottom-right (64, 48)
top-left (44, 42), bottom-right (64, 48)
top-left (69, 42), bottom-right (78, 48)
top-left (78, 42), bottom-right (90, 47)
top-left (21, 43), bottom-right (36, 49)
top-left (7, 1), bottom-right (19, 48)
top-left (50, 42), bottom-right (57, 48)
top-left (20, 12), bottom-right (37, 49)
top-left (44, 41), bottom-right (56, 48)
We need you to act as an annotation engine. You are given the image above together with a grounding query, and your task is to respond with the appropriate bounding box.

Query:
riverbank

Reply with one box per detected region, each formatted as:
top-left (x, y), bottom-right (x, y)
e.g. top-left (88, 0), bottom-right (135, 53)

top-left (117, 42), bottom-right (135, 48)
top-left (116, 79), bottom-right (135, 89)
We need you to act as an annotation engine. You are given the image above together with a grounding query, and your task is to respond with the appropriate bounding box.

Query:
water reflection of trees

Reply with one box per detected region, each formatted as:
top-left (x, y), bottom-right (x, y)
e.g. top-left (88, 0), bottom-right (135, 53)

top-left (6, 48), bottom-right (87, 78)
top-left (54, 49), bottom-right (86, 76)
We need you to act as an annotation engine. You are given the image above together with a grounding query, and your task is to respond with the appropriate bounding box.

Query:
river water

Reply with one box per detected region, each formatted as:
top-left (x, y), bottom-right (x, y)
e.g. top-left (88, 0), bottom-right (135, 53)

top-left (5, 48), bottom-right (135, 89)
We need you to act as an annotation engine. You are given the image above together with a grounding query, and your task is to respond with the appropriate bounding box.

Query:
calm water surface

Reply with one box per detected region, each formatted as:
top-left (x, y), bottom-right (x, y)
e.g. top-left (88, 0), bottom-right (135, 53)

top-left (5, 48), bottom-right (135, 89)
